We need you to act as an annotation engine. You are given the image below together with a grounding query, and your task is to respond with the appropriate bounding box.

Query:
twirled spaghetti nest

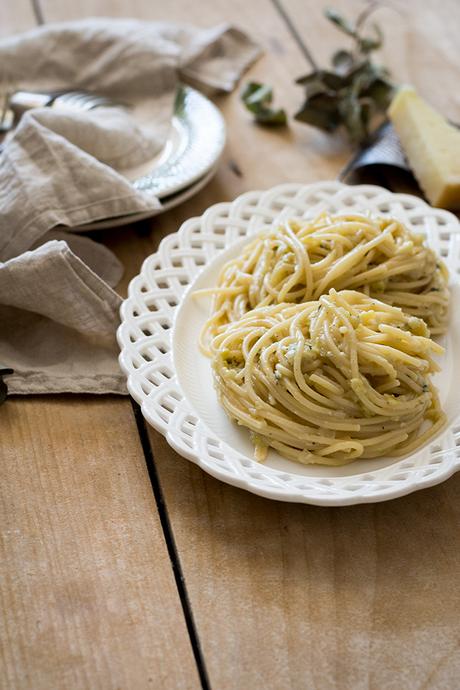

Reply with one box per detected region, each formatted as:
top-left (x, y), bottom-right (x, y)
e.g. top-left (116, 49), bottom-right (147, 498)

top-left (211, 289), bottom-right (445, 465)
top-left (200, 213), bottom-right (449, 354)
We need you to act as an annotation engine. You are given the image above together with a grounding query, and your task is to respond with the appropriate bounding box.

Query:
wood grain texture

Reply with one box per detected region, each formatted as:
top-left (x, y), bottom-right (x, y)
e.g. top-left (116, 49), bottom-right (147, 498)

top-left (152, 428), bottom-right (460, 689)
top-left (0, 1), bottom-right (36, 37)
top-left (41, 0), bottom-right (460, 685)
top-left (0, 397), bottom-right (200, 690)
top-left (279, 0), bottom-right (460, 118)
top-left (6, 0), bottom-right (460, 689)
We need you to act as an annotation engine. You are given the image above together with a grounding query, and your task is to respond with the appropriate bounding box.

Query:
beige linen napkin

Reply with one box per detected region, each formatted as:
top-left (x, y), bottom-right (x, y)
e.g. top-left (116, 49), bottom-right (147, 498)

top-left (0, 19), bottom-right (260, 394)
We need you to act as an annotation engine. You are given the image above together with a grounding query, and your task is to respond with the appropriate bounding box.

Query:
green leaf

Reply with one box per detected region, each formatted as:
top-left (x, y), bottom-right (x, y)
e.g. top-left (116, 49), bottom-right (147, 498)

top-left (174, 86), bottom-right (187, 116)
top-left (295, 71), bottom-right (321, 86)
top-left (359, 37), bottom-right (381, 54)
top-left (295, 106), bottom-right (340, 132)
top-left (331, 49), bottom-right (354, 73)
top-left (339, 94), bottom-right (368, 144)
top-left (308, 92), bottom-right (341, 113)
top-left (241, 82), bottom-right (273, 112)
top-left (295, 93), bottom-right (341, 132)
top-left (359, 98), bottom-right (374, 127)
top-left (241, 81), bottom-right (287, 126)
top-left (362, 77), bottom-right (395, 109)
top-left (322, 71), bottom-right (349, 90)
top-left (296, 70), bottom-right (346, 90)
top-left (300, 80), bottom-right (330, 100)
top-left (248, 84), bottom-right (273, 107)
top-left (359, 23), bottom-right (383, 54)
top-left (345, 62), bottom-right (387, 97)
top-left (292, 5), bottom-right (395, 146)
top-left (324, 8), bottom-right (356, 37)
top-left (373, 23), bottom-right (384, 45)
top-left (356, 23), bottom-right (383, 55)
top-left (253, 108), bottom-right (288, 125)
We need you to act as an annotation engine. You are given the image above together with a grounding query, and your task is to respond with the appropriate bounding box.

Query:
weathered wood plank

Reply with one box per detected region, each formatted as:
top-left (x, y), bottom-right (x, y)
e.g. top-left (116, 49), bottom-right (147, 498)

top-left (151, 428), bottom-right (460, 689)
top-left (0, 396), bottom-right (200, 690)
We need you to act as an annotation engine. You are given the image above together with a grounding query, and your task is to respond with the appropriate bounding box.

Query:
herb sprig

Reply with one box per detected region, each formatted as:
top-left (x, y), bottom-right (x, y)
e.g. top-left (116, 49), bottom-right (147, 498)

top-left (241, 3), bottom-right (396, 145)
top-left (295, 4), bottom-right (395, 144)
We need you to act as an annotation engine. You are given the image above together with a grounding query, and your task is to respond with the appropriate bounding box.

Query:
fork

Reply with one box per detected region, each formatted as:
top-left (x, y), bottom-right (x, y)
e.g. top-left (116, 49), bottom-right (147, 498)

top-left (7, 89), bottom-right (117, 123)
top-left (0, 90), bottom-right (120, 151)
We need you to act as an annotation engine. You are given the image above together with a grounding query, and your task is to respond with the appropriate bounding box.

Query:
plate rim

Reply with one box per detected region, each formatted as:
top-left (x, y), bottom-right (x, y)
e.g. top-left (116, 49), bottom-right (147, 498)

top-left (117, 181), bottom-right (460, 506)
top-left (69, 162), bottom-right (219, 232)
top-left (131, 85), bottom-right (226, 198)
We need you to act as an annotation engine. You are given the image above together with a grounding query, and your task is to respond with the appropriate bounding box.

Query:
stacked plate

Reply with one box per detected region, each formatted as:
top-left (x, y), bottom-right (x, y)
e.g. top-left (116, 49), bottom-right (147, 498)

top-left (77, 86), bottom-right (226, 231)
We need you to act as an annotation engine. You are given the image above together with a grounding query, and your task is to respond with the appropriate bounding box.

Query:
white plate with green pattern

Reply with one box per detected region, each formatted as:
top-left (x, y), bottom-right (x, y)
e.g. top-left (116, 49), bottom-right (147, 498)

top-left (122, 85), bottom-right (225, 199)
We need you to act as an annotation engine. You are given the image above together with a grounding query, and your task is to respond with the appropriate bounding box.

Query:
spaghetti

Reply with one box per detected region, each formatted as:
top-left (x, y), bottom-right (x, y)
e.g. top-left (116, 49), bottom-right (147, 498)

top-left (199, 213), bottom-right (449, 354)
top-left (211, 289), bottom-right (445, 465)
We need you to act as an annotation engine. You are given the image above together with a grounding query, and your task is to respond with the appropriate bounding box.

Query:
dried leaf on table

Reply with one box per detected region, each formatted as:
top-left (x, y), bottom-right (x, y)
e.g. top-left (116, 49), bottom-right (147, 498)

top-left (241, 81), bottom-right (287, 126)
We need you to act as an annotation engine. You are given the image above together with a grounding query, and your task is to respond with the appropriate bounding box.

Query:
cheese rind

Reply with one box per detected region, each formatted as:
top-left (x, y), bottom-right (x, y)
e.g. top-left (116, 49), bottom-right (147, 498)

top-left (388, 87), bottom-right (460, 210)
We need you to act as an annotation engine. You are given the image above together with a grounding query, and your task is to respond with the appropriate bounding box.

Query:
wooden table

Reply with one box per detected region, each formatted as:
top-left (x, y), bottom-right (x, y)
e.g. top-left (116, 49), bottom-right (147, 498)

top-left (2, 1), bottom-right (460, 688)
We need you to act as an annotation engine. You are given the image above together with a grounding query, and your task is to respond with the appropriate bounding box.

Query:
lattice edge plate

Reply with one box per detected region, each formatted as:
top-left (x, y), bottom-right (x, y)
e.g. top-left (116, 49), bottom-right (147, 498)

top-left (117, 181), bottom-right (460, 505)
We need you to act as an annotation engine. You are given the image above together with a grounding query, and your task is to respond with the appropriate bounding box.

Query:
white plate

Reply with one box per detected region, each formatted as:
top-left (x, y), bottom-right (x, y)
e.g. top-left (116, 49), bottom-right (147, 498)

top-left (126, 85), bottom-right (225, 198)
top-left (118, 181), bottom-right (460, 505)
top-left (68, 85), bottom-right (225, 232)
top-left (72, 163), bottom-right (219, 232)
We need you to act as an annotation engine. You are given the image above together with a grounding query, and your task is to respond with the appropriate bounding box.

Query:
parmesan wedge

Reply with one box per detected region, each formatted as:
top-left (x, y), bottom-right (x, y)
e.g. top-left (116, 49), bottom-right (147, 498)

top-left (388, 87), bottom-right (460, 210)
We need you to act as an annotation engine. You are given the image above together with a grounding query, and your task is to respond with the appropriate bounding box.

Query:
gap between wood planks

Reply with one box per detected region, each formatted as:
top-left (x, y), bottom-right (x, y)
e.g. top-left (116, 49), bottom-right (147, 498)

top-left (24, 0), bottom-right (211, 686)
top-left (124, 0), bottom-right (335, 683)
top-left (130, 401), bottom-right (212, 690)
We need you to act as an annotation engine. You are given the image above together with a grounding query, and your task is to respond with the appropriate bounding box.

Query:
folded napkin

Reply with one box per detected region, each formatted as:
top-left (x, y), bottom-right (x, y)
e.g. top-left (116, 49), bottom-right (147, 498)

top-left (0, 19), bottom-right (260, 395)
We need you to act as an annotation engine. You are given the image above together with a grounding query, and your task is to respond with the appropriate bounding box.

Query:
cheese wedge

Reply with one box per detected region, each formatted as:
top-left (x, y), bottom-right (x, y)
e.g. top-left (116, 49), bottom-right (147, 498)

top-left (388, 87), bottom-right (460, 210)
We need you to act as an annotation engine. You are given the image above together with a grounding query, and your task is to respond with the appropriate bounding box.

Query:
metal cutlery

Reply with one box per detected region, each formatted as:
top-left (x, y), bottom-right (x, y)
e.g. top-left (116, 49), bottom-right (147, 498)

top-left (0, 89), bottom-right (119, 134)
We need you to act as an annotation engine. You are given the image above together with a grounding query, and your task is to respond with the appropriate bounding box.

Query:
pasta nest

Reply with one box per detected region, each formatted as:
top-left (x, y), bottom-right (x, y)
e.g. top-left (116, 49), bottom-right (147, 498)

top-left (211, 289), bottom-right (445, 466)
top-left (201, 213), bottom-right (449, 354)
